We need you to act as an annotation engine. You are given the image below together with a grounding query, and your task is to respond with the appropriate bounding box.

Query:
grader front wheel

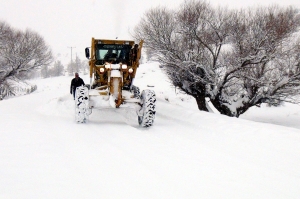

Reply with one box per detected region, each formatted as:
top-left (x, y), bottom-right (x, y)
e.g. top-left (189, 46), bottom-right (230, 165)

top-left (75, 86), bottom-right (90, 123)
top-left (138, 90), bottom-right (156, 127)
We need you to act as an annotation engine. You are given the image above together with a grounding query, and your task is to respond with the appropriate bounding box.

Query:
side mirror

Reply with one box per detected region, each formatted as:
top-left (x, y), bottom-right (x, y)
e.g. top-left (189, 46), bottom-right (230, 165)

top-left (85, 47), bottom-right (90, 59)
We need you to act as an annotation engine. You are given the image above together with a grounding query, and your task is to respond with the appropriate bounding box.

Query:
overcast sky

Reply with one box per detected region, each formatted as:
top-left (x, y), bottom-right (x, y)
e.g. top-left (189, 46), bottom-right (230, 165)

top-left (1, 0), bottom-right (299, 64)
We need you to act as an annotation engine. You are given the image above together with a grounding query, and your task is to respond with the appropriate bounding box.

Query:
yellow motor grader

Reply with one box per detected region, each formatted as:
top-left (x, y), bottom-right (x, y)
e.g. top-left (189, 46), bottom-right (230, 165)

top-left (75, 38), bottom-right (156, 127)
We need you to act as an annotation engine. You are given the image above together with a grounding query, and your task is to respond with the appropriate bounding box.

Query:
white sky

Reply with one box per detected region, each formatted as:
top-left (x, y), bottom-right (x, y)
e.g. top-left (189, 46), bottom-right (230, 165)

top-left (1, 0), bottom-right (299, 63)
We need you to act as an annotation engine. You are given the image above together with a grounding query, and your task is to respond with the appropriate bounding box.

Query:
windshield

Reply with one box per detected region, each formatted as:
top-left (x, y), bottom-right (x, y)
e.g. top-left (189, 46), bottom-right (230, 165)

top-left (96, 44), bottom-right (131, 64)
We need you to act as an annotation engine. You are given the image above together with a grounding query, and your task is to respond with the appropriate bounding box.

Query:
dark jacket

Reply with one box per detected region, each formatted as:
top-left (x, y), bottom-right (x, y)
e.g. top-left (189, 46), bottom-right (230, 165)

top-left (70, 77), bottom-right (85, 94)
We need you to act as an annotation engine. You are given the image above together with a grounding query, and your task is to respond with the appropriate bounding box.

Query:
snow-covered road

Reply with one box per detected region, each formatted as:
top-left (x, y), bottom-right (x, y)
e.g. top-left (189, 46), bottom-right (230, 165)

top-left (1, 63), bottom-right (300, 199)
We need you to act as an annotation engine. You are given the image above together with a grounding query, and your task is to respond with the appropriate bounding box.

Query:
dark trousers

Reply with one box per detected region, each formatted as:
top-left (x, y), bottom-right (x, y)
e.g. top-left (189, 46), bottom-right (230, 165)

top-left (72, 89), bottom-right (76, 100)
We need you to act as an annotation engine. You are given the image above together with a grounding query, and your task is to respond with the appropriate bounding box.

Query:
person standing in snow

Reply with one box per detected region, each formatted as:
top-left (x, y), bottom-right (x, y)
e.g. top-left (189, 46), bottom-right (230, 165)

top-left (70, 72), bottom-right (85, 99)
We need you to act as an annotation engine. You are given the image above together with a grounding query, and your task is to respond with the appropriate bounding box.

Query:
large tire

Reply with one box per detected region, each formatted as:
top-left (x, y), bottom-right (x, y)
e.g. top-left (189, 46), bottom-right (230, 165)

top-left (131, 85), bottom-right (140, 99)
top-left (84, 84), bottom-right (90, 90)
top-left (75, 86), bottom-right (90, 123)
top-left (138, 90), bottom-right (156, 127)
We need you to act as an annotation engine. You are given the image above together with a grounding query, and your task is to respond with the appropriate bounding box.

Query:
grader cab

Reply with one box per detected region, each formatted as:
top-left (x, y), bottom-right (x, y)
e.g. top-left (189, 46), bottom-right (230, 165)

top-left (74, 38), bottom-right (156, 127)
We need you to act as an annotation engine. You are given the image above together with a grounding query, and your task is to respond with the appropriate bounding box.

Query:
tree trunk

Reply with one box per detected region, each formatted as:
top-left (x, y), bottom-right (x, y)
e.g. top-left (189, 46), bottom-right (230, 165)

top-left (210, 95), bottom-right (236, 117)
top-left (236, 107), bottom-right (248, 117)
top-left (193, 94), bottom-right (209, 112)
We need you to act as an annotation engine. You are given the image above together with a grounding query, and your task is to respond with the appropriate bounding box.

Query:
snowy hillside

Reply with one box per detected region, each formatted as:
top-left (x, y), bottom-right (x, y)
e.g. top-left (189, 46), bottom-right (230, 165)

top-left (0, 62), bottom-right (300, 199)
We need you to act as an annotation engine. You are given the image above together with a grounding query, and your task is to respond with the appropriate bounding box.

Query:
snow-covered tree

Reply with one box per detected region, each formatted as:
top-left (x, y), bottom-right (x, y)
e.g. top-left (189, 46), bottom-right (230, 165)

top-left (133, 1), bottom-right (230, 112)
top-left (133, 1), bottom-right (300, 117)
top-left (0, 21), bottom-right (13, 81)
top-left (0, 21), bottom-right (53, 98)
top-left (0, 21), bottom-right (10, 50)
top-left (0, 27), bottom-right (53, 82)
top-left (210, 6), bottom-right (300, 116)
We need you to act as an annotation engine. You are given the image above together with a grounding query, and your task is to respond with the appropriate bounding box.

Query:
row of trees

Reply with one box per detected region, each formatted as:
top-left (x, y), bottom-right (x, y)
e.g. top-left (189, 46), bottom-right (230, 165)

top-left (133, 0), bottom-right (300, 117)
top-left (41, 60), bottom-right (64, 78)
top-left (66, 56), bottom-right (89, 76)
top-left (41, 56), bottom-right (88, 78)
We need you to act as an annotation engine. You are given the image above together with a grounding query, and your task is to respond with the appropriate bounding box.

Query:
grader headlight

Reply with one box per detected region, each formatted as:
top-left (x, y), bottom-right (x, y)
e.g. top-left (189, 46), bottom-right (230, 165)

top-left (105, 64), bottom-right (111, 69)
top-left (99, 68), bottom-right (105, 73)
top-left (122, 64), bottom-right (127, 70)
top-left (128, 68), bottom-right (133, 73)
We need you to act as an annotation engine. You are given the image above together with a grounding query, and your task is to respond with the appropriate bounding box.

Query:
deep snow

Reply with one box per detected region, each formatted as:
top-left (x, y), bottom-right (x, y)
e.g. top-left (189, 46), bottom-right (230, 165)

top-left (0, 62), bottom-right (300, 199)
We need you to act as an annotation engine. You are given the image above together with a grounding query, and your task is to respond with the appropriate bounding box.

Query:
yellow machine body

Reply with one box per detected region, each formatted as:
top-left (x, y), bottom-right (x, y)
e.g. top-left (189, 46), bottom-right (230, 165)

top-left (86, 38), bottom-right (143, 108)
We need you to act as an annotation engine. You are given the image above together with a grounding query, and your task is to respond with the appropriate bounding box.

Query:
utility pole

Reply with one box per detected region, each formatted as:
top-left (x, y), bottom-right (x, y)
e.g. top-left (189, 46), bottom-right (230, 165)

top-left (68, 46), bottom-right (76, 74)
top-left (68, 46), bottom-right (76, 64)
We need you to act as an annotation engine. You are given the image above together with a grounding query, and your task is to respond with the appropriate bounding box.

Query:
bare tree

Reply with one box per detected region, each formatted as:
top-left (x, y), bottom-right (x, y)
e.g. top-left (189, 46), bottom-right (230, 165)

top-left (133, 1), bottom-right (300, 117)
top-left (173, 1), bottom-right (232, 111)
top-left (0, 21), bottom-right (13, 80)
top-left (0, 21), bottom-right (53, 98)
top-left (133, 0), bottom-right (231, 111)
top-left (210, 6), bottom-right (300, 116)
top-left (133, 6), bottom-right (178, 59)
top-left (0, 27), bottom-right (53, 82)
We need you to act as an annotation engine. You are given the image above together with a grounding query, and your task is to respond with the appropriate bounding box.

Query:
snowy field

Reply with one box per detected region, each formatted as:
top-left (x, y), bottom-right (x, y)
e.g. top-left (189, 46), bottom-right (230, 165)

top-left (0, 62), bottom-right (300, 199)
